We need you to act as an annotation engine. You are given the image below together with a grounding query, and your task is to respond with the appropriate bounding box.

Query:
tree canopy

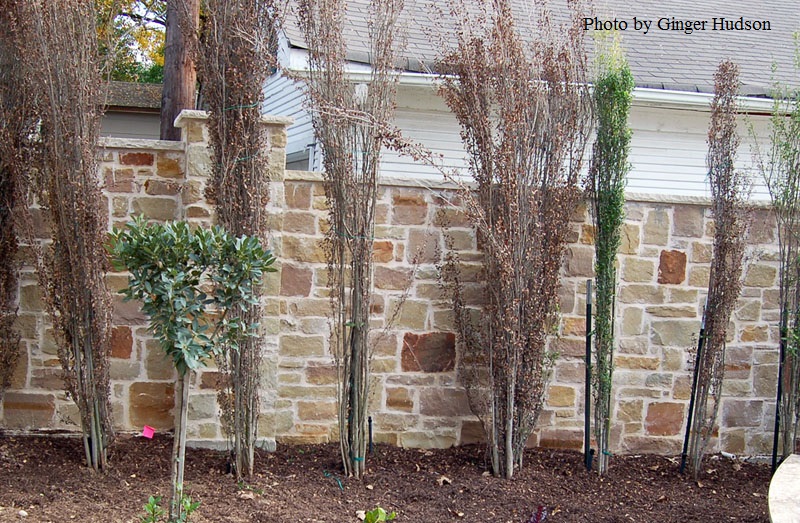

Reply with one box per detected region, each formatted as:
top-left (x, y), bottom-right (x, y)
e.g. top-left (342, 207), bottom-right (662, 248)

top-left (97, 0), bottom-right (166, 83)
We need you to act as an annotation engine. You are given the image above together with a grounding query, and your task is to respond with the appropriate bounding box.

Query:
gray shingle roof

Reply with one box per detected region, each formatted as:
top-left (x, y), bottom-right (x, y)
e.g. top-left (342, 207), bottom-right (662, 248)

top-left (283, 0), bottom-right (800, 96)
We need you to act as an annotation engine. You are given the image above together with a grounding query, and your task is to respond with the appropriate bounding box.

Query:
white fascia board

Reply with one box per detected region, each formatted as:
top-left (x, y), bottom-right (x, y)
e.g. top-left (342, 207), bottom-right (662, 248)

top-left (283, 46), bottom-right (786, 113)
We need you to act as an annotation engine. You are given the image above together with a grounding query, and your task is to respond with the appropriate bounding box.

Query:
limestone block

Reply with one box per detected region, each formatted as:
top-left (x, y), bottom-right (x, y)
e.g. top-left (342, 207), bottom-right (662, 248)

top-left (720, 429), bottom-right (746, 454)
top-left (643, 209), bottom-right (670, 245)
top-left (374, 266), bottom-right (413, 290)
top-left (305, 364), bottom-right (337, 385)
top-left (297, 401), bottom-right (336, 421)
top-left (110, 359), bottom-right (141, 381)
top-left (3, 392), bottom-right (55, 429)
top-left (622, 435), bottom-right (681, 455)
top-left (538, 428), bottom-right (583, 450)
top-left (372, 240), bottom-right (394, 263)
top-left (289, 298), bottom-right (331, 317)
top-left (688, 266), bottom-right (710, 287)
top-left (623, 258), bottom-right (655, 283)
top-left (282, 236), bottom-right (326, 264)
top-left (279, 335), bottom-right (325, 358)
top-left (392, 191), bottom-right (428, 225)
top-left (672, 205), bottom-right (705, 237)
top-left (156, 153), bottom-right (182, 178)
top-left (445, 229), bottom-right (475, 251)
top-left (651, 319), bottom-right (699, 347)
top-left (131, 197), bottom-right (178, 221)
top-left (616, 355), bottom-right (661, 370)
top-left (619, 284), bottom-right (665, 304)
top-left (145, 340), bottom-right (175, 380)
top-left (644, 402), bottom-right (684, 436)
top-left (661, 348), bottom-right (684, 372)
top-left (721, 399), bottom-right (763, 428)
top-left (616, 399), bottom-right (643, 422)
top-left (564, 245), bottom-right (594, 278)
top-left (398, 431), bottom-right (457, 449)
top-left (744, 264), bottom-right (777, 288)
top-left (129, 382), bottom-right (175, 429)
top-left (753, 364), bottom-right (778, 397)
top-left (547, 385), bottom-right (576, 408)
top-left (19, 285), bottom-right (44, 312)
top-left (739, 325), bottom-right (769, 343)
top-left (188, 393), bottom-right (217, 420)
top-left (386, 387), bottom-right (414, 412)
top-left (555, 362), bottom-right (584, 384)
top-left (390, 299), bottom-right (428, 330)
top-left (277, 385), bottom-right (336, 399)
top-left (644, 373), bottom-right (673, 388)
top-left (658, 250), bottom-right (687, 284)
top-left (280, 264), bottom-right (313, 297)
top-left (407, 229), bottom-right (440, 264)
top-left (645, 305), bottom-right (696, 318)
top-left (460, 420), bottom-right (485, 445)
top-left (725, 345), bottom-right (753, 379)
top-left (419, 388), bottom-right (470, 417)
top-left (402, 332), bottom-right (455, 372)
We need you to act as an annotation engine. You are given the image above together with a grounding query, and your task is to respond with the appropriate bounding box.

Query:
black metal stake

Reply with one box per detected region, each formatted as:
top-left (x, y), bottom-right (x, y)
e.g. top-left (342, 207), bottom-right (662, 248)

top-left (368, 415), bottom-right (374, 455)
top-left (584, 279), bottom-right (593, 471)
top-left (680, 312), bottom-right (706, 475)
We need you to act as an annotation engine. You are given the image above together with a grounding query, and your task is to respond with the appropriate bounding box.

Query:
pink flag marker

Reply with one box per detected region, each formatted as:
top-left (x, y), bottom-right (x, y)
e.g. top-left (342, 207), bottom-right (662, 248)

top-left (142, 425), bottom-right (155, 439)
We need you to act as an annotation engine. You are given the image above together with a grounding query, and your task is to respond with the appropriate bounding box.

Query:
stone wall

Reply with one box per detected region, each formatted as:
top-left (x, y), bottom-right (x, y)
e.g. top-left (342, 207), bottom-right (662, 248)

top-left (1, 111), bottom-right (781, 456)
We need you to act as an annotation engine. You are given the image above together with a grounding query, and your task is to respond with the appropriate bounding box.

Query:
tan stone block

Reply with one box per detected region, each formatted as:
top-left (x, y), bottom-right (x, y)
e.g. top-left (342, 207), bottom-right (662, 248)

top-left (3, 392), bottom-right (55, 429)
top-left (644, 402), bottom-right (684, 436)
top-left (390, 299), bottom-right (428, 330)
top-left (658, 250), bottom-right (686, 284)
top-left (109, 358), bottom-right (141, 380)
top-left (445, 230), bottom-right (474, 251)
top-left (753, 364), bottom-right (778, 397)
top-left (616, 399), bottom-right (643, 422)
top-left (283, 211), bottom-right (316, 234)
top-left (185, 121), bottom-right (205, 143)
top-left (374, 266), bottom-right (412, 290)
top-left (539, 428), bottom-right (583, 450)
top-left (29, 368), bottom-right (62, 390)
top-left (720, 429), bottom-right (746, 454)
top-left (721, 399), bottom-right (763, 428)
top-left (643, 209), bottom-right (670, 245)
top-left (459, 420), bottom-right (485, 445)
top-left (398, 431), bottom-right (456, 449)
top-left (156, 154), bottom-right (182, 178)
top-left (735, 300), bottom-right (761, 322)
top-left (278, 372), bottom-right (301, 384)
top-left (282, 236), bottom-right (326, 263)
top-left (688, 266), bottom-right (710, 287)
top-left (691, 242), bottom-right (713, 263)
top-left (280, 264), bottom-right (313, 297)
top-left (433, 208), bottom-right (470, 228)
top-left (306, 364), bottom-right (337, 385)
top-left (739, 325), bottom-right (768, 343)
top-left (143, 179), bottom-right (180, 196)
top-left (616, 355), bottom-right (660, 370)
top-left (277, 385), bottom-right (336, 399)
top-left (130, 382), bottom-right (174, 429)
top-left (623, 258), bottom-right (654, 283)
top-left (407, 229), bottom-right (440, 264)
top-left (722, 379), bottom-right (752, 396)
top-left (188, 393), bottom-right (217, 420)
top-left (289, 298), bottom-right (331, 317)
top-left (277, 433), bottom-right (330, 445)
top-left (386, 387), bottom-right (414, 412)
top-left (419, 388), bottom-right (470, 416)
top-left (13, 314), bottom-right (38, 340)
top-left (19, 284), bottom-right (44, 312)
top-left (554, 362), bottom-right (584, 383)
top-left (668, 289), bottom-right (698, 304)
top-left (9, 350), bottom-right (28, 389)
top-left (260, 409), bottom-right (294, 436)
top-left (564, 245), bottom-right (594, 278)
top-left (393, 191), bottom-right (428, 225)
top-left (622, 435), bottom-right (681, 454)
top-left (661, 348), bottom-right (684, 372)
top-left (432, 309), bottom-right (455, 331)
top-left (619, 284), bottom-right (665, 304)
top-left (561, 316), bottom-right (586, 337)
top-left (280, 335), bottom-right (325, 358)
top-left (131, 197), bottom-right (178, 221)
top-left (144, 340), bottom-right (174, 380)
top-left (673, 205), bottom-right (704, 237)
top-left (744, 264), bottom-right (777, 288)
top-left (621, 307), bottom-right (643, 336)
top-left (550, 337), bottom-right (585, 358)
top-left (651, 319), bottom-right (700, 347)
top-left (547, 385), bottom-right (576, 407)
top-left (372, 358), bottom-right (397, 373)
top-left (646, 305), bottom-right (697, 318)
top-left (297, 401), bottom-right (336, 421)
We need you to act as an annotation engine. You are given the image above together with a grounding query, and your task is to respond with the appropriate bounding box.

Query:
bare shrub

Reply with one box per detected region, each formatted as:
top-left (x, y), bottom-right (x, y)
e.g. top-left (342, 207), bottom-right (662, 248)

top-left (686, 60), bottom-right (750, 478)
top-left (195, 0), bottom-right (278, 480)
top-left (438, 0), bottom-right (593, 479)
top-left (296, 0), bottom-right (403, 478)
top-left (18, 0), bottom-right (114, 470)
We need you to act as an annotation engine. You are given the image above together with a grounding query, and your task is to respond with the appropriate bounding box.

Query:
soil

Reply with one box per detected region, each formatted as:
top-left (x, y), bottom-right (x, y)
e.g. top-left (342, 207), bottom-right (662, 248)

top-left (0, 433), bottom-right (771, 523)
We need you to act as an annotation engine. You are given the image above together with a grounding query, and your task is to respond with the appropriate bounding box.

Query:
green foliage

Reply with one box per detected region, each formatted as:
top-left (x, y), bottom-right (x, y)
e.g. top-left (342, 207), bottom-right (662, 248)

top-left (588, 32), bottom-right (633, 475)
top-left (365, 507), bottom-right (397, 523)
top-left (96, 0), bottom-right (166, 83)
top-left (139, 493), bottom-right (199, 523)
top-left (140, 496), bottom-right (165, 523)
top-left (109, 216), bottom-right (276, 375)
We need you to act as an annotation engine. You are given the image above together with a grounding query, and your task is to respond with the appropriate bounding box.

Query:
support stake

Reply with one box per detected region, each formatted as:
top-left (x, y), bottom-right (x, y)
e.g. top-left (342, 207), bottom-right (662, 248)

top-left (584, 279), bottom-right (593, 471)
top-left (680, 309), bottom-right (706, 475)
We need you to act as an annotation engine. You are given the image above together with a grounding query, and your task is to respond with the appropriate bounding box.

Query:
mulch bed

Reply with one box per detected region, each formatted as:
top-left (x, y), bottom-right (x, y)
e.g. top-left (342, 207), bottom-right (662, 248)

top-left (0, 433), bottom-right (771, 522)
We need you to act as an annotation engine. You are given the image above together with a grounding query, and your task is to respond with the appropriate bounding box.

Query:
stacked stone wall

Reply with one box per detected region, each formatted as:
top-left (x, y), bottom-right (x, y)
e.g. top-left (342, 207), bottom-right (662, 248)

top-left (0, 112), bottom-right (781, 456)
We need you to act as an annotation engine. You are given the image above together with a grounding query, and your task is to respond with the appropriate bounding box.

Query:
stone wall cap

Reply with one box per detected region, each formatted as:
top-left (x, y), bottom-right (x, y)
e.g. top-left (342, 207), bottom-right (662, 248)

top-left (174, 109), bottom-right (294, 128)
top-left (99, 137), bottom-right (185, 152)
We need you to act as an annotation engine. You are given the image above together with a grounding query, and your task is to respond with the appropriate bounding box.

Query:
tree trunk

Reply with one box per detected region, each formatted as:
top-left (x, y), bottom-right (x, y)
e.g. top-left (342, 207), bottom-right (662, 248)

top-left (161, 0), bottom-right (198, 141)
top-left (170, 372), bottom-right (191, 520)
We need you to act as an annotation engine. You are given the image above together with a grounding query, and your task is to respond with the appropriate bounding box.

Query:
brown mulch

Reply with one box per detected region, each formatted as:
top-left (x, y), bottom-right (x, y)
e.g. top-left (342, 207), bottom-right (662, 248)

top-left (0, 433), bottom-right (770, 522)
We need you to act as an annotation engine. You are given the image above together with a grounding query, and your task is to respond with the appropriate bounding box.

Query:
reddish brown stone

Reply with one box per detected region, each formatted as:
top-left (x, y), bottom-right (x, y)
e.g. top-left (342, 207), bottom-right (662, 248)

top-left (401, 332), bottom-right (455, 373)
top-left (280, 264), bottom-right (313, 297)
top-left (156, 154), bottom-right (182, 178)
top-left (285, 183), bottom-right (312, 209)
top-left (144, 179), bottom-right (180, 196)
top-left (105, 168), bottom-right (135, 192)
top-left (129, 382), bottom-right (175, 429)
top-left (658, 250), bottom-right (687, 284)
top-left (644, 402), bottom-right (684, 436)
top-left (120, 152), bottom-right (154, 166)
top-left (199, 371), bottom-right (222, 389)
top-left (374, 266), bottom-right (412, 290)
top-left (110, 326), bottom-right (133, 359)
top-left (372, 241), bottom-right (394, 263)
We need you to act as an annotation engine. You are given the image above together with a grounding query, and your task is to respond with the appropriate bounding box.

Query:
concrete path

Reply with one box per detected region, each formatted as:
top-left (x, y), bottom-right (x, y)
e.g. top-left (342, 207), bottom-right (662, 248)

top-left (769, 454), bottom-right (800, 523)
